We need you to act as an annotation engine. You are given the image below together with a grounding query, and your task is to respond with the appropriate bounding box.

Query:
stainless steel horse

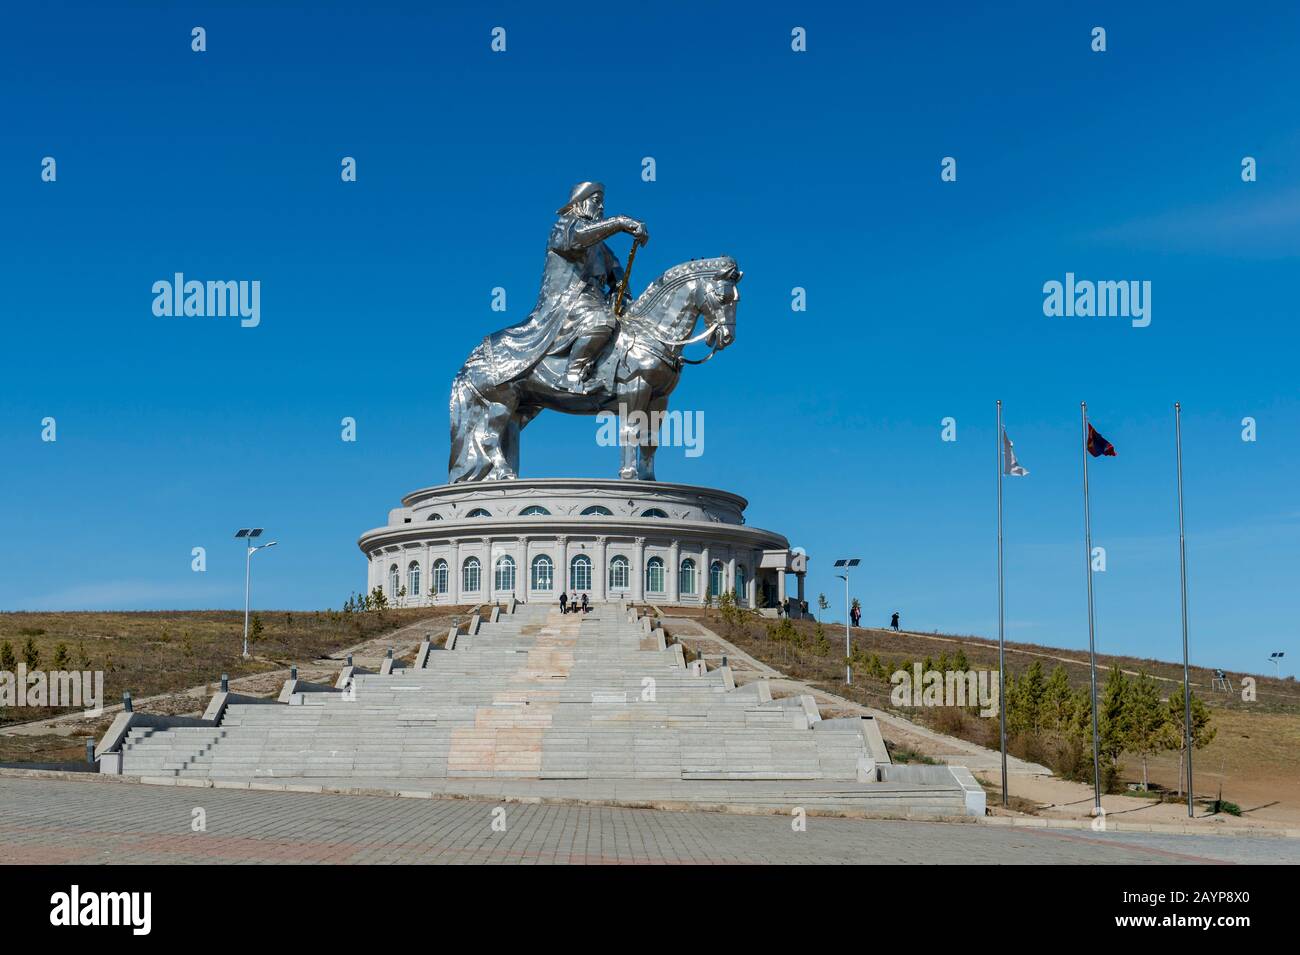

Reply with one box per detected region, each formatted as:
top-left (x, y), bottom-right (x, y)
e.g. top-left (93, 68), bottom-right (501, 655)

top-left (448, 256), bottom-right (741, 482)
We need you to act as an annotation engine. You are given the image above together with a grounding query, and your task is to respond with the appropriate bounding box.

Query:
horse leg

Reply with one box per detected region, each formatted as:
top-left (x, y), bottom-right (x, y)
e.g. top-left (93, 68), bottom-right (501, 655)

top-left (617, 380), bottom-right (650, 481)
top-left (636, 395), bottom-right (668, 481)
top-left (481, 387), bottom-right (519, 480)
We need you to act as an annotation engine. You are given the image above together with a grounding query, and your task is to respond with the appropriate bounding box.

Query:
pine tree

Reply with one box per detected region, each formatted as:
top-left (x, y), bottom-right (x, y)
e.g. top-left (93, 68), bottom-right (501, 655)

top-left (1098, 666), bottom-right (1130, 789)
top-left (1042, 665), bottom-right (1073, 737)
top-left (52, 643), bottom-right (71, 670)
top-left (21, 636), bottom-right (40, 671)
top-left (1160, 691), bottom-right (1217, 798)
top-left (1004, 671), bottom-right (1022, 734)
top-left (1010, 661), bottom-right (1046, 735)
top-left (0, 641), bottom-right (16, 672)
top-left (954, 648), bottom-right (969, 672)
top-left (1125, 672), bottom-right (1165, 791)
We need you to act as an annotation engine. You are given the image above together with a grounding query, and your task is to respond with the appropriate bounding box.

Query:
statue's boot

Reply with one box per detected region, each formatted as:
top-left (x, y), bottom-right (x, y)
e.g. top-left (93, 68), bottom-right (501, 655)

top-left (565, 358), bottom-right (600, 394)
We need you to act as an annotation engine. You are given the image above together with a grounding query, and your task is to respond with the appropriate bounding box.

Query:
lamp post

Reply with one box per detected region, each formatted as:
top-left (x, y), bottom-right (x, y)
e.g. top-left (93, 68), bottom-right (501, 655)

top-left (1268, 652), bottom-right (1285, 678)
top-left (834, 558), bottom-right (860, 684)
top-left (235, 528), bottom-right (278, 659)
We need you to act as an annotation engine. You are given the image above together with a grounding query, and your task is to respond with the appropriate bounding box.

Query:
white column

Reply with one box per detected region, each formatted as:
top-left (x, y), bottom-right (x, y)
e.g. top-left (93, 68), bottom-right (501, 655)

top-left (594, 537), bottom-right (607, 602)
top-left (522, 536), bottom-right (532, 601)
top-left (556, 535), bottom-right (568, 595)
top-left (699, 545), bottom-right (710, 602)
top-left (777, 567), bottom-right (787, 606)
top-left (632, 537), bottom-right (645, 602)
top-left (726, 553), bottom-right (736, 601)
top-left (422, 543), bottom-right (431, 605)
top-left (450, 539), bottom-right (461, 604)
top-left (668, 540), bottom-right (680, 604)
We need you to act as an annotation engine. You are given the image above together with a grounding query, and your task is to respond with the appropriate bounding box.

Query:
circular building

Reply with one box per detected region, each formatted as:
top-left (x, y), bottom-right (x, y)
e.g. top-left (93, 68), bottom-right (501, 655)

top-left (358, 478), bottom-right (808, 612)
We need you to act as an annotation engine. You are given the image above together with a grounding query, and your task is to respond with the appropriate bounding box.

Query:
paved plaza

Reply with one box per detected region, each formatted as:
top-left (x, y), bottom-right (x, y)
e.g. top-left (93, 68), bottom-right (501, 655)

top-left (2, 777), bottom-right (1296, 864)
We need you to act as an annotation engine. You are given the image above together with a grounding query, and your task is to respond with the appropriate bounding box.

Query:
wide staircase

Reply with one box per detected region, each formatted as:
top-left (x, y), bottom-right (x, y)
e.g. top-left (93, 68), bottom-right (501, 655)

top-left (117, 604), bottom-right (981, 814)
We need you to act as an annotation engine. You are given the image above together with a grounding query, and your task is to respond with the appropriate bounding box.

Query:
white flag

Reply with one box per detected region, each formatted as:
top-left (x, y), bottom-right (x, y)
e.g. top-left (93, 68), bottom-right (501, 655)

top-left (1002, 429), bottom-right (1028, 476)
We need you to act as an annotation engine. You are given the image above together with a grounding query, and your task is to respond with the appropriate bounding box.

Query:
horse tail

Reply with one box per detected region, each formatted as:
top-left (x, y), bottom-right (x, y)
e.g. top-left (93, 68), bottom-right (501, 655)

top-left (448, 358), bottom-right (494, 484)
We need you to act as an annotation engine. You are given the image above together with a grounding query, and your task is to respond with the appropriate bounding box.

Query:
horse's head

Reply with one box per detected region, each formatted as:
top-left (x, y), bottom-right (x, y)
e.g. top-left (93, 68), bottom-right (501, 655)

top-left (626, 256), bottom-right (743, 357)
top-left (699, 258), bottom-right (742, 350)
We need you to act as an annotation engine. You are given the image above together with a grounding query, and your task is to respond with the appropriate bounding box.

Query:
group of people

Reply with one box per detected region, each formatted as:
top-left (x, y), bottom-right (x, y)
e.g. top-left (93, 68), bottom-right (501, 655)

top-left (848, 606), bottom-right (901, 632)
top-left (558, 591), bottom-right (590, 614)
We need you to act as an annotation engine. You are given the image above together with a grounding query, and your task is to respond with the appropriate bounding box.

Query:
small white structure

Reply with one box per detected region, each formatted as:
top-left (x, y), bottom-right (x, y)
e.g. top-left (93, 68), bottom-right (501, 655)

top-left (358, 478), bottom-right (809, 612)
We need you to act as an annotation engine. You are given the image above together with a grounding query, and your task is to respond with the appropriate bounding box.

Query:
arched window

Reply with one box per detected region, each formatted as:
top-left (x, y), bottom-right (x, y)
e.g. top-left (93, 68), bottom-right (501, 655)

top-left (465, 508), bottom-right (491, 518)
top-left (679, 558), bottom-right (697, 596)
top-left (709, 561), bottom-right (725, 598)
top-left (735, 564), bottom-right (747, 603)
top-left (570, 554), bottom-right (592, 590)
top-left (641, 507), bottom-right (669, 518)
top-left (462, 556), bottom-right (481, 593)
top-left (608, 555), bottom-right (630, 591)
top-left (431, 559), bottom-right (449, 595)
top-left (388, 564), bottom-right (399, 595)
top-left (645, 557), bottom-right (665, 594)
top-left (520, 505), bottom-right (550, 516)
top-left (494, 555), bottom-right (516, 592)
top-left (407, 561), bottom-right (421, 597)
top-left (427, 513), bottom-right (443, 521)
top-left (530, 554), bottom-right (553, 591)
top-left (580, 505), bottom-right (612, 516)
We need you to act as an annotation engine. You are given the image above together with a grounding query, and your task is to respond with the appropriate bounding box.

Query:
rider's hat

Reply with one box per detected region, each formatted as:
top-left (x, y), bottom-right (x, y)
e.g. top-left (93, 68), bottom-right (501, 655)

top-left (557, 181), bottom-right (605, 214)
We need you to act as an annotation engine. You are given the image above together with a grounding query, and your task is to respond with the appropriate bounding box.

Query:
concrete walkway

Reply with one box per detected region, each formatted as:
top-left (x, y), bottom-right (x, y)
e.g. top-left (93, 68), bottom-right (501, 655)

top-left (3, 776), bottom-right (1295, 864)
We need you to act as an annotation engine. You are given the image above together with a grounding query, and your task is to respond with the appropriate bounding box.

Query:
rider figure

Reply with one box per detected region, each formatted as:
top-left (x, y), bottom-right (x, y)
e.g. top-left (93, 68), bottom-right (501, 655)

top-left (546, 182), bottom-right (649, 392)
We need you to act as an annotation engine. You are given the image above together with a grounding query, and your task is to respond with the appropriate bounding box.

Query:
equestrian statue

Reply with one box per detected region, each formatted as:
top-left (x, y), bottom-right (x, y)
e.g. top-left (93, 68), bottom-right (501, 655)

top-left (448, 181), bottom-right (741, 483)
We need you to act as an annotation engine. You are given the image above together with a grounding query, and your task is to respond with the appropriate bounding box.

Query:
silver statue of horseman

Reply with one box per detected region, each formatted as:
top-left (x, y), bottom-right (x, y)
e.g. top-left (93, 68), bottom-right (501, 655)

top-left (449, 181), bottom-right (741, 483)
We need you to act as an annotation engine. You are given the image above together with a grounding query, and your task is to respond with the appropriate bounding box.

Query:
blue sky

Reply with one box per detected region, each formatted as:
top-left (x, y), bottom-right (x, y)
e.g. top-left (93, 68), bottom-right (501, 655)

top-left (2, 2), bottom-right (1296, 675)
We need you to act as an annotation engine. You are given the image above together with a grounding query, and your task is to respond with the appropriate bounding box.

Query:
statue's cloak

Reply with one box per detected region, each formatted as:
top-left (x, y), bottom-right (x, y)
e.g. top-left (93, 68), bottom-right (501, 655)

top-left (467, 215), bottom-right (621, 390)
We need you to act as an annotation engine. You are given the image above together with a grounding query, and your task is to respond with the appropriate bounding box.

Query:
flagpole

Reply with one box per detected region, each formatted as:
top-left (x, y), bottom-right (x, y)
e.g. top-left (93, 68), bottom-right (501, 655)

top-left (997, 401), bottom-right (1008, 807)
top-left (1175, 402), bottom-right (1193, 818)
top-left (1081, 401), bottom-right (1102, 816)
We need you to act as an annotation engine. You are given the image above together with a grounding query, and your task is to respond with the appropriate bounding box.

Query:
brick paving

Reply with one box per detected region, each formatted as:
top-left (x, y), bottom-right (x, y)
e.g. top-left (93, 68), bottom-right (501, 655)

top-left (1, 777), bottom-right (1295, 864)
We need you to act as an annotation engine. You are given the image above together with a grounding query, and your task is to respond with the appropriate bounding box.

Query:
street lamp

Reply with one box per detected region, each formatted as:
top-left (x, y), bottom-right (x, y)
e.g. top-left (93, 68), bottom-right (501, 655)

top-left (235, 528), bottom-right (278, 659)
top-left (834, 558), bottom-right (860, 684)
top-left (1268, 651), bottom-right (1285, 678)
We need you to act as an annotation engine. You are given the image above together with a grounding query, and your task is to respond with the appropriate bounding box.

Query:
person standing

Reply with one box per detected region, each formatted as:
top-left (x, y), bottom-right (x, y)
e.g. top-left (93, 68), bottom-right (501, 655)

top-left (559, 591), bottom-right (568, 614)
top-left (890, 611), bottom-right (900, 632)
top-left (581, 593), bottom-right (590, 613)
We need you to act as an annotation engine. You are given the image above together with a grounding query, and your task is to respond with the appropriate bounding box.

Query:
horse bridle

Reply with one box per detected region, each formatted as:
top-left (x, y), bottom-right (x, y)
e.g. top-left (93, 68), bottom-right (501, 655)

top-left (628, 281), bottom-right (733, 366)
